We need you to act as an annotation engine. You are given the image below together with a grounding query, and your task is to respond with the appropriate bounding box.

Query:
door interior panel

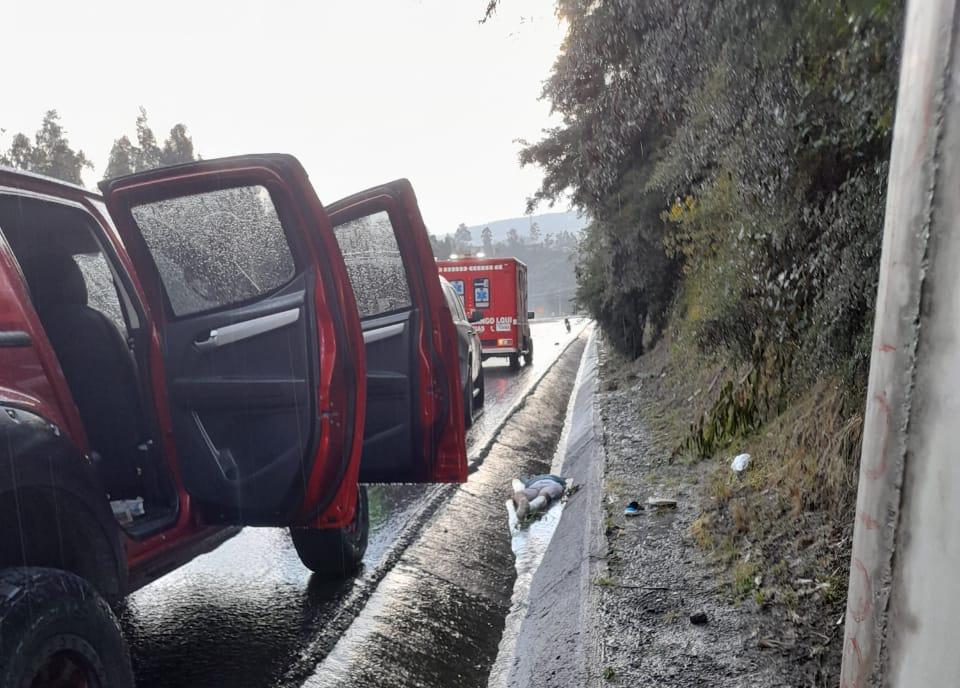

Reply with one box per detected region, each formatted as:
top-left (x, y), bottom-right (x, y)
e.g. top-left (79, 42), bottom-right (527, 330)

top-left (164, 276), bottom-right (317, 517)
top-left (357, 309), bottom-right (418, 482)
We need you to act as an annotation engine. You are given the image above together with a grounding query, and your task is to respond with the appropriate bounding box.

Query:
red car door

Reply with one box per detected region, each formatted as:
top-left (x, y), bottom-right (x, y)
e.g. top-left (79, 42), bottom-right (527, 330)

top-left (100, 155), bottom-right (367, 528)
top-left (327, 180), bottom-right (467, 483)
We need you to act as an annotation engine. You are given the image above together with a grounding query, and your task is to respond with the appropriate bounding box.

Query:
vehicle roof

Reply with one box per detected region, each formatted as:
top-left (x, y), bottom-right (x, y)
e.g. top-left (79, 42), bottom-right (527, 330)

top-left (436, 256), bottom-right (527, 269)
top-left (0, 165), bottom-right (101, 201)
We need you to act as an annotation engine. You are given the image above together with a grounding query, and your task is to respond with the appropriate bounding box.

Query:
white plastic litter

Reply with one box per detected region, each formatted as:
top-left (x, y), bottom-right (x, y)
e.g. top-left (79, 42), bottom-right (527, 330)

top-left (731, 453), bottom-right (751, 472)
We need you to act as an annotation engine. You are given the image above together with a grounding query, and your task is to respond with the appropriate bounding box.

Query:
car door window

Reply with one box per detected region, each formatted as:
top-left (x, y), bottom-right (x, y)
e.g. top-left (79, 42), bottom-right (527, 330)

top-left (451, 287), bottom-right (467, 322)
top-left (74, 252), bottom-right (127, 334)
top-left (129, 186), bottom-right (296, 316)
top-left (332, 210), bottom-right (412, 319)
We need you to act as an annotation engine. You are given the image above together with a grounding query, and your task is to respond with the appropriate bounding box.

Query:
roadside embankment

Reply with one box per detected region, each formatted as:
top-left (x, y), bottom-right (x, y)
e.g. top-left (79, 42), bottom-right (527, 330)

top-left (497, 332), bottom-right (841, 686)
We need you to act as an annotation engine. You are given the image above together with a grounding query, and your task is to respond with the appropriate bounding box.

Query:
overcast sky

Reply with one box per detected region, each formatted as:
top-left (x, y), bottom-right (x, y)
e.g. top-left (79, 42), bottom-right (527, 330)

top-left (3, 0), bottom-right (567, 233)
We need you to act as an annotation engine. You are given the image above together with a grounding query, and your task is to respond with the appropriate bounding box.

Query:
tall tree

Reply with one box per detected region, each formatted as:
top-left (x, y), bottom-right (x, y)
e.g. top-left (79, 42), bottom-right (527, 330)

top-left (528, 221), bottom-right (541, 244)
top-left (103, 111), bottom-right (197, 179)
top-left (429, 233), bottom-right (456, 259)
top-left (0, 110), bottom-right (92, 184)
top-left (161, 123), bottom-right (196, 166)
top-left (506, 227), bottom-right (520, 247)
top-left (134, 107), bottom-right (162, 172)
top-left (481, 226), bottom-right (494, 255)
top-left (104, 135), bottom-right (137, 178)
top-left (454, 222), bottom-right (472, 249)
top-left (3, 134), bottom-right (33, 170)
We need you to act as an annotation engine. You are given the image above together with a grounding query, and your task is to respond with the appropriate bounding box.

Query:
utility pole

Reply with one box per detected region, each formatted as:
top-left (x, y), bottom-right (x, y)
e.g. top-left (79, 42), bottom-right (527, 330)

top-left (840, 2), bottom-right (960, 685)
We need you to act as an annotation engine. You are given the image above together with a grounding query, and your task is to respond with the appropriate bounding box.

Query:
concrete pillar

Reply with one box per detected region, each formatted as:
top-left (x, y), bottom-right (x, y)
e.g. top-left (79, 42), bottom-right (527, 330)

top-left (840, 1), bottom-right (960, 685)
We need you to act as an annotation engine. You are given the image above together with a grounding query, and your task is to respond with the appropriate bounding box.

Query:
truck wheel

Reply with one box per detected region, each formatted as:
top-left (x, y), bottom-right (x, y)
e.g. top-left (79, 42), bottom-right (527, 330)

top-left (524, 339), bottom-right (534, 366)
top-left (475, 370), bottom-right (486, 409)
top-left (509, 353), bottom-right (521, 371)
top-left (290, 486), bottom-right (369, 580)
top-left (0, 567), bottom-right (134, 688)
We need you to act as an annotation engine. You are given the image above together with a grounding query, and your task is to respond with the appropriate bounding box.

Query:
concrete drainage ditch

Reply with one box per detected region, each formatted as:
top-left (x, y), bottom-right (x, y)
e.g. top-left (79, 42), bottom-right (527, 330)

top-left (300, 330), bottom-right (592, 688)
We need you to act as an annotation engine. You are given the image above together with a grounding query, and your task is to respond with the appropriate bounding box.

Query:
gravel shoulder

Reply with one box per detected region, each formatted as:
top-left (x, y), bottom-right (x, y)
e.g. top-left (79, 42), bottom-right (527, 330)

top-left (594, 339), bottom-right (804, 687)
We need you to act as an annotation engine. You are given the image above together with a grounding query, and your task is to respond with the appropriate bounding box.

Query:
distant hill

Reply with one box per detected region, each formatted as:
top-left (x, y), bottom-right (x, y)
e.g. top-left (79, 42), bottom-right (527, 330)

top-left (453, 210), bottom-right (588, 244)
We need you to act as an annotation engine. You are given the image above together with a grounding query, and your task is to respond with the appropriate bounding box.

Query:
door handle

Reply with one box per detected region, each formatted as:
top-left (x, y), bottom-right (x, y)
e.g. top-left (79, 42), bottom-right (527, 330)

top-left (195, 330), bottom-right (219, 351)
top-left (0, 331), bottom-right (31, 347)
top-left (193, 308), bottom-right (300, 352)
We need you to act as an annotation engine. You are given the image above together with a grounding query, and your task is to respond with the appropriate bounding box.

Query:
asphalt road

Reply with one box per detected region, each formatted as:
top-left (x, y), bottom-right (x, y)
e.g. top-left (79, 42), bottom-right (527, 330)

top-left (121, 317), bottom-right (588, 688)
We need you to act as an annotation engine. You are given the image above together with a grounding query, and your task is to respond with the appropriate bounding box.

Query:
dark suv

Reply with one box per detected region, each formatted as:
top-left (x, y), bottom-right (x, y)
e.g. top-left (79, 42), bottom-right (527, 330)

top-left (440, 276), bottom-right (485, 426)
top-left (0, 155), bottom-right (467, 687)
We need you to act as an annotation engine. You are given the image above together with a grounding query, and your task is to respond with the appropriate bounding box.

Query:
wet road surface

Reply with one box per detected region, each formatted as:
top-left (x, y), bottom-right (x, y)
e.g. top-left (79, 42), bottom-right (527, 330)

top-left (121, 318), bottom-right (588, 688)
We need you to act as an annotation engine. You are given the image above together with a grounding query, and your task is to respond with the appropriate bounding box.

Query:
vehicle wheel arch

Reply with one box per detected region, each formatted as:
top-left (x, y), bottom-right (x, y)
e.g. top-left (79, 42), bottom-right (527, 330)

top-left (0, 410), bottom-right (127, 605)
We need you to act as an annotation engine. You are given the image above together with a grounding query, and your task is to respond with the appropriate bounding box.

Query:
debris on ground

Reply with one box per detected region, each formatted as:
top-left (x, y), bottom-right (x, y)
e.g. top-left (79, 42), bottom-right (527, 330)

top-left (645, 497), bottom-right (677, 509)
top-left (730, 453), bottom-right (751, 472)
top-left (689, 611), bottom-right (709, 626)
top-left (594, 337), bottom-right (826, 686)
top-left (623, 500), bottom-right (643, 516)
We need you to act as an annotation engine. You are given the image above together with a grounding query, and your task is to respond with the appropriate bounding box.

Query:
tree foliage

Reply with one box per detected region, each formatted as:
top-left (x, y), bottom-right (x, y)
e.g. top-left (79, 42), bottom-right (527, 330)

top-left (524, 0), bottom-right (903, 383)
top-left (0, 110), bottom-right (92, 184)
top-left (481, 226), bottom-right (494, 254)
top-left (453, 222), bottom-right (473, 250)
top-left (104, 108), bottom-right (198, 178)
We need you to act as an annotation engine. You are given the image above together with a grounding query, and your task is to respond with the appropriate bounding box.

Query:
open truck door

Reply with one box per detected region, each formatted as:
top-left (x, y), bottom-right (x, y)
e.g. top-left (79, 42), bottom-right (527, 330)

top-left (99, 155), bottom-right (367, 527)
top-left (327, 180), bottom-right (467, 484)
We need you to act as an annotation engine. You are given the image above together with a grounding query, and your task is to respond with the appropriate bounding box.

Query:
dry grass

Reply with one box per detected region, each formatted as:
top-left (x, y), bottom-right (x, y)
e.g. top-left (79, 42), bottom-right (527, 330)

top-left (690, 515), bottom-right (714, 549)
top-left (761, 383), bottom-right (863, 519)
top-left (729, 499), bottom-right (750, 534)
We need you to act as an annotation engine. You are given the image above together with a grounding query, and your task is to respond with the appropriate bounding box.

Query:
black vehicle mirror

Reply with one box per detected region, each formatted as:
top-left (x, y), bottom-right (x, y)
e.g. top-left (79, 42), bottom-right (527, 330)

top-left (527, 312), bottom-right (536, 319)
top-left (468, 309), bottom-right (484, 323)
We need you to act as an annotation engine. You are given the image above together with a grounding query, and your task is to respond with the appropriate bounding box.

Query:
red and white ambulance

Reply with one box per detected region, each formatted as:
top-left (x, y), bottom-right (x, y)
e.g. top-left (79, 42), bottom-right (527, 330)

top-left (437, 256), bottom-right (534, 370)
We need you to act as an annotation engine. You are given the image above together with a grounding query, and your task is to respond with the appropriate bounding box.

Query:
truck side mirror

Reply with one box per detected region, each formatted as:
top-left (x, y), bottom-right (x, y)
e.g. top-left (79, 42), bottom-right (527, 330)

top-left (468, 309), bottom-right (484, 323)
top-left (527, 312), bottom-right (535, 320)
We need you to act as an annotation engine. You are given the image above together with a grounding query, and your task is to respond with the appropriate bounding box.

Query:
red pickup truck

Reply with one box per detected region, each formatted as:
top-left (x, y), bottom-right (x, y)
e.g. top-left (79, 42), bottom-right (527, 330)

top-left (0, 155), bottom-right (466, 687)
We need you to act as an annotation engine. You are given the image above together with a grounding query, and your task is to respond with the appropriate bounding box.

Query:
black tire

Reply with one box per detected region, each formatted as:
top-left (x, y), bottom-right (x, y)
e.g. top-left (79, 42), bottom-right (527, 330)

top-left (290, 486), bottom-right (369, 580)
top-left (524, 338), bottom-right (534, 366)
top-left (475, 370), bottom-right (485, 409)
top-left (508, 353), bottom-right (521, 371)
top-left (0, 567), bottom-right (134, 688)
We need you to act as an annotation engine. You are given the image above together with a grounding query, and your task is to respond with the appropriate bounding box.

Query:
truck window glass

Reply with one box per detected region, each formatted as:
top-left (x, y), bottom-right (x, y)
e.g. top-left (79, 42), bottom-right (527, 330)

top-left (74, 252), bottom-right (126, 334)
top-left (130, 186), bottom-right (295, 316)
top-left (333, 210), bottom-right (412, 318)
top-left (473, 277), bottom-right (490, 309)
top-left (449, 285), bottom-right (467, 321)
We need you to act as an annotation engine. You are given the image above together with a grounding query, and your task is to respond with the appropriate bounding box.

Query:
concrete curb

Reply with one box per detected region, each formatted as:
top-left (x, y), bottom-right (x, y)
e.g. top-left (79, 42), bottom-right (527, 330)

top-left (498, 331), bottom-right (605, 688)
